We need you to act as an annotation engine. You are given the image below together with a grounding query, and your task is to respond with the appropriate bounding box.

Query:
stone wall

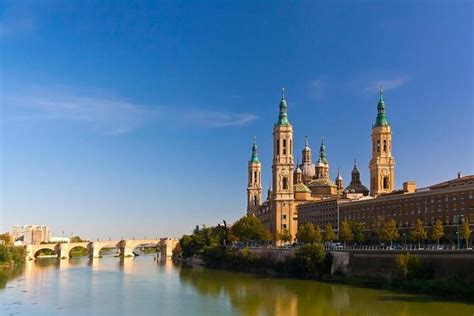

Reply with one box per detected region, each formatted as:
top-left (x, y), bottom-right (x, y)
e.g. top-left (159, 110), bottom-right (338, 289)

top-left (247, 248), bottom-right (474, 281)
top-left (336, 250), bottom-right (474, 281)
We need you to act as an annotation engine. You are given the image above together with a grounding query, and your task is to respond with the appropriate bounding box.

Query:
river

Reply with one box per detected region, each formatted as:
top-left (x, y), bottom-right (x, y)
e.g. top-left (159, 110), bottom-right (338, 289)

top-left (1, 256), bottom-right (473, 315)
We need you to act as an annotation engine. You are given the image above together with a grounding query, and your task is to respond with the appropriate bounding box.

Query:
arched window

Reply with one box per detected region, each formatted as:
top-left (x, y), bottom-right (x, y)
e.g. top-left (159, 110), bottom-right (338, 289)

top-left (254, 196), bottom-right (257, 206)
top-left (254, 171), bottom-right (257, 184)
top-left (377, 140), bottom-right (381, 152)
top-left (282, 177), bottom-right (288, 190)
top-left (383, 140), bottom-right (387, 152)
top-left (383, 177), bottom-right (389, 189)
top-left (277, 139), bottom-right (280, 155)
top-left (283, 139), bottom-right (287, 155)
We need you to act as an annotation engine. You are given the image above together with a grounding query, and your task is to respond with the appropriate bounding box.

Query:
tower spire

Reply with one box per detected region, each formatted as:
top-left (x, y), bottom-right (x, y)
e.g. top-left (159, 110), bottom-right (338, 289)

top-left (319, 137), bottom-right (328, 164)
top-left (375, 86), bottom-right (389, 127)
top-left (250, 137), bottom-right (259, 163)
top-left (277, 88), bottom-right (289, 125)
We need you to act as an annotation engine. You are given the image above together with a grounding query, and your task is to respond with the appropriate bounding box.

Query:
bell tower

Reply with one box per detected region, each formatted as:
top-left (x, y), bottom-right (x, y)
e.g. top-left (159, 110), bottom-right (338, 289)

top-left (247, 137), bottom-right (262, 214)
top-left (271, 88), bottom-right (295, 240)
top-left (369, 87), bottom-right (395, 196)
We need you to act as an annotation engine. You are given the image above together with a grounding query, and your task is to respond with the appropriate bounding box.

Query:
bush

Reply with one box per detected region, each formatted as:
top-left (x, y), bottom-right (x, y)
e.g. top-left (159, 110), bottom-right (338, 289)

top-left (0, 245), bottom-right (12, 263)
top-left (395, 252), bottom-right (433, 280)
top-left (294, 243), bottom-right (326, 279)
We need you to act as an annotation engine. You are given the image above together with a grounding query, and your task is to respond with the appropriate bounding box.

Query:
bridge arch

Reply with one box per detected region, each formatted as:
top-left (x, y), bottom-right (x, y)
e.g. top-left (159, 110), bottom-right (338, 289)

top-left (33, 244), bottom-right (59, 258)
top-left (68, 245), bottom-right (89, 258)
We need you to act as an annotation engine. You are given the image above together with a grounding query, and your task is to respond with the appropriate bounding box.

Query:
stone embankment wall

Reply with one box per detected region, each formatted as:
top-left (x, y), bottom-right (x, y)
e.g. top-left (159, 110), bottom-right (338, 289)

top-left (247, 248), bottom-right (474, 281)
top-left (338, 250), bottom-right (474, 281)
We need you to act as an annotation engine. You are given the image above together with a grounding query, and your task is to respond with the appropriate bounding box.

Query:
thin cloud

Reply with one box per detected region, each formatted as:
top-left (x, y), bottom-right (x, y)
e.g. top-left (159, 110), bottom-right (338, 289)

top-left (309, 78), bottom-right (325, 99)
top-left (364, 75), bottom-right (410, 92)
top-left (3, 85), bottom-right (258, 134)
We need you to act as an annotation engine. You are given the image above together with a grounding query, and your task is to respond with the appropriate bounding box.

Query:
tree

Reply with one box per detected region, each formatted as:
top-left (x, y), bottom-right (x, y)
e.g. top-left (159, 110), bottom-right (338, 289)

top-left (350, 221), bottom-right (365, 244)
top-left (339, 221), bottom-right (353, 247)
top-left (231, 215), bottom-right (272, 244)
top-left (373, 216), bottom-right (385, 244)
top-left (381, 219), bottom-right (399, 248)
top-left (70, 236), bottom-right (84, 243)
top-left (314, 225), bottom-right (323, 243)
top-left (294, 243), bottom-right (326, 279)
top-left (278, 229), bottom-right (292, 244)
top-left (431, 219), bottom-right (444, 248)
top-left (296, 223), bottom-right (316, 244)
top-left (324, 223), bottom-right (337, 242)
top-left (460, 220), bottom-right (472, 249)
top-left (0, 233), bottom-right (12, 245)
top-left (410, 219), bottom-right (427, 249)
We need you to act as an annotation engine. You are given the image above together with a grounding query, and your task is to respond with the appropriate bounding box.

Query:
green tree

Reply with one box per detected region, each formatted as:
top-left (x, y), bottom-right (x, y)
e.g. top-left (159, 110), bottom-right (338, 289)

top-left (296, 222), bottom-right (316, 244)
top-left (278, 229), bottom-right (292, 244)
top-left (373, 216), bottom-right (385, 244)
top-left (460, 220), bottom-right (472, 249)
top-left (231, 215), bottom-right (272, 244)
top-left (0, 245), bottom-right (12, 263)
top-left (339, 221), bottom-right (353, 247)
top-left (294, 243), bottom-right (326, 279)
top-left (314, 225), bottom-right (323, 243)
top-left (324, 223), bottom-right (337, 242)
top-left (431, 219), bottom-right (444, 248)
top-left (410, 219), bottom-right (427, 249)
top-left (0, 233), bottom-right (12, 245)
top-left (381, 219), bottom-right (399, 248)
top-left (350, 221), bottom-right (366, 244)
top-left (70, 236), bottom-right (84, 243)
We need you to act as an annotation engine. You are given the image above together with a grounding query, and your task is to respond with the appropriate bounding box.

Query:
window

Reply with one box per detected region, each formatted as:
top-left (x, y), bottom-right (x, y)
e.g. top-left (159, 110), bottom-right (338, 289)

top-left (283, 214), bottom-right (287, 219)
top-left (282, 177), bottom-right (288, 190)
top-left (377, 140), bottom-right (380, 152)
top-left (253, 171), bottom-right (257, 184)
top-left (383, 140), bottom-right (387, 152)
top-left (253, 196), bottom-right (257, 206)
top-left (283, 139), bottom-right (287, 155)
top-left (283, 224), bottom-right (287, 229)
top-left (276, 139), bottom-right (280, 155)
top-left (383, 177), bottom-right (389, 189)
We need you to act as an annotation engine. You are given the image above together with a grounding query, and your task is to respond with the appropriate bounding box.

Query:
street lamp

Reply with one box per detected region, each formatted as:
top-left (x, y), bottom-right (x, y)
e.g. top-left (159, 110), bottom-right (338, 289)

top-left (456, 215), bottom-right (464, 250)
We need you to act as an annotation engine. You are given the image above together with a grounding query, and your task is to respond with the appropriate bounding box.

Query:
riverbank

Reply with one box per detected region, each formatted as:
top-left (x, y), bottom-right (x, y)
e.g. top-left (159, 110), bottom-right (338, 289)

top-left (178, 246), bottom-right (474, 303)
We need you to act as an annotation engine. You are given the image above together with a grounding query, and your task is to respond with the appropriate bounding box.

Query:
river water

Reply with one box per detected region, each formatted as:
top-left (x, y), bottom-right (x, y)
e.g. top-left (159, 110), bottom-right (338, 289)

top-left (1, 256), bottom-right (473, 315)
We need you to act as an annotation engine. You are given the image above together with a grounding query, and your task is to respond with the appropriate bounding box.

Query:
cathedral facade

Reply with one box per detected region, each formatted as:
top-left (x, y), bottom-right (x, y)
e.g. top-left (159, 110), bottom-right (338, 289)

top-left (246, 88), bottom-right (394, 241)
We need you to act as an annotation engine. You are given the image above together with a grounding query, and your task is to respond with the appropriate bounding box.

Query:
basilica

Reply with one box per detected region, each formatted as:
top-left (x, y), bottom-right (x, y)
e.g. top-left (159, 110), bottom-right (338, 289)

top-left (246, 88), bottom-right (395, 239)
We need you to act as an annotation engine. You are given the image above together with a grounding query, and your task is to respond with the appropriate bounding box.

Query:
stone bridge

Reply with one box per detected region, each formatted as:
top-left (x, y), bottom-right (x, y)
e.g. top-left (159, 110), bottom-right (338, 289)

top-left (25, 238), bottom-right (179, 260)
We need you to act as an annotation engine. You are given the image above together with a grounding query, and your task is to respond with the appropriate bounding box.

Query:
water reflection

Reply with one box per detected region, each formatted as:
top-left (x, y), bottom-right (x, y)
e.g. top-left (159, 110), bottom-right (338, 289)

top-left (178, 267), bottom-right (474, 316)
top-left (1, 258), bottom-right (473, 316)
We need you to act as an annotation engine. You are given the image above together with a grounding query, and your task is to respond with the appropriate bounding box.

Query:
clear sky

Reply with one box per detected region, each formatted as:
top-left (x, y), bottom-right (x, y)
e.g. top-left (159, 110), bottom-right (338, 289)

top-left (1, 1), bottom-right (473, 240)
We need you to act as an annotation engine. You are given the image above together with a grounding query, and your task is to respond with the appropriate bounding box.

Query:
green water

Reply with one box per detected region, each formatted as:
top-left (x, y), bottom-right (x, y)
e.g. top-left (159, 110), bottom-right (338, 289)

top-left (1, 256), bottom-right (473, 315)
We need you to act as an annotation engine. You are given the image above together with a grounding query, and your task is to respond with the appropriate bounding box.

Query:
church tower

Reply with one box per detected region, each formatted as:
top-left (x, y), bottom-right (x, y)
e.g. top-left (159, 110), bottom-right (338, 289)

top-left (271, 88), bottom-right (295, 239)
top-left (247, 137), bottom-right (262, 214)
top-left (369, 87), bottom-right (395, 196)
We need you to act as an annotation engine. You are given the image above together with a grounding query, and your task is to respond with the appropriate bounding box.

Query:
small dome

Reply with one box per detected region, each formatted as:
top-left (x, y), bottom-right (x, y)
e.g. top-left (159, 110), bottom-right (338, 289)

top-left (308, 178), bottom-right (336, 188)
top-left (294, 183), bottom-right (311, 193)
top-left (315, 158), bottom-right (325, 167)
top-left (295, 167), bottom-right (302, 174)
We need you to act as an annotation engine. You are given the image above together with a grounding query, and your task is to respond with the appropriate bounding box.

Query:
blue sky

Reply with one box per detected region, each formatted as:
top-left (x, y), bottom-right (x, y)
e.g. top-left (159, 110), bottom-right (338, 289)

top-left (1, 1), bottom-right (473, 240)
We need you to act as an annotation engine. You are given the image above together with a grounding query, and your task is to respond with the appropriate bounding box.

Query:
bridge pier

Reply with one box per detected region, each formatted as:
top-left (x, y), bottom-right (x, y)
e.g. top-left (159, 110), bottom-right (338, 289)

top-left (121, 247), bottom-right (135, 257)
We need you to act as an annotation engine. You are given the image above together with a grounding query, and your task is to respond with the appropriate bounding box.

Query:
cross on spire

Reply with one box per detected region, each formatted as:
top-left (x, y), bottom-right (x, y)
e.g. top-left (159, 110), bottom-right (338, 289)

top-left (281, 87), bottom-right (285, 99)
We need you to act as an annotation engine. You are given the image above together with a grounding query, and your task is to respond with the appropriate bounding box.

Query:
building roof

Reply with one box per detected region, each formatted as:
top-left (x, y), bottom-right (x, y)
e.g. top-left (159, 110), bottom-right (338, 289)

top-left (294, 183), bottom-right (311, 193)
top-left (425, 174), bottom-right (474, 191)
top-left (308, 177), bottom-right (336, 188)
